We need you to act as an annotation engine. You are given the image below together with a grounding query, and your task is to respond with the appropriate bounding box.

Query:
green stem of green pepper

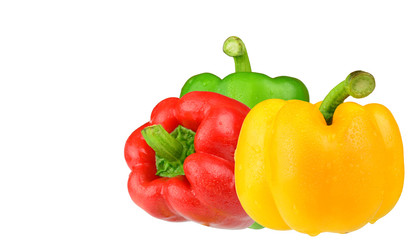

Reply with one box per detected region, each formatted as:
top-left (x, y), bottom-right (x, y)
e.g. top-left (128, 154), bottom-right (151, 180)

top-left (223, 36), bottom-right (252, 72)
top-left (319, 71), bottom-right (375, 125)
top-left (142, 125), bottom-right (184, 163)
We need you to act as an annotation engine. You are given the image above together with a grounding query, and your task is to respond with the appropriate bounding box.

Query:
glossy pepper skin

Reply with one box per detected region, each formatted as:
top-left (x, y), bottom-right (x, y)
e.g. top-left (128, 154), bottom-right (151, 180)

top-left (235, 71), bottom-right (404, 235)
top-left (180, 36), bottom-right (309, 108)
top-left (125, 91), bottom-right (253, 229)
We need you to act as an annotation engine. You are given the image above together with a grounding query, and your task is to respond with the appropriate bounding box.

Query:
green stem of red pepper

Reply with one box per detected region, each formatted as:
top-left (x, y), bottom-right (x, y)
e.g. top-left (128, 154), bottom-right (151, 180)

top-left (142, 124), bottom-right (196, 177)
top-left (319, 70), bottom-right (375, 125)
top-left (223, 36), bottom-right (252, 72)
top-left (142, 125), bottom-right (184, 163)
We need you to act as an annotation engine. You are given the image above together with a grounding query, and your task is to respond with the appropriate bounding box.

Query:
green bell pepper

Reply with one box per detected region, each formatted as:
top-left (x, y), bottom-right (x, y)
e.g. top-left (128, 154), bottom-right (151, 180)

top-left (180, 36), bottom-right (309, 108)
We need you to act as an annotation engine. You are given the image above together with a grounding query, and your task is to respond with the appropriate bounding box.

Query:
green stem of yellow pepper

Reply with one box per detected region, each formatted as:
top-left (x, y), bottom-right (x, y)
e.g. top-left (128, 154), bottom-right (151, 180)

top-left (223, 36), bottom-right (252, 73)
top-left (319, 71), bottom-right (375, 125)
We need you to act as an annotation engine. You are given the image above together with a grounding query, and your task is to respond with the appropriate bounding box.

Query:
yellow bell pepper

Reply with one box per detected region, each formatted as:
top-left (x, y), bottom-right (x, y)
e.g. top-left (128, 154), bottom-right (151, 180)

top-left (235, 71), bottom-right (404, 236)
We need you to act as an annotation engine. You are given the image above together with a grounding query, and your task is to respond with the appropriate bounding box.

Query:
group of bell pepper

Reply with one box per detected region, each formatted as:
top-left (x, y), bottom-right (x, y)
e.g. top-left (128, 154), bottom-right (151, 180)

top-left (124, 37), bottom-right (404, 236)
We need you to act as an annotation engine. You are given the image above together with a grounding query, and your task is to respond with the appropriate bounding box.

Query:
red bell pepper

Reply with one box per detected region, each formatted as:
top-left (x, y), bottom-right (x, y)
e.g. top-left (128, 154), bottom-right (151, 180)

top-left (124, 91), bottom-right (253, 229)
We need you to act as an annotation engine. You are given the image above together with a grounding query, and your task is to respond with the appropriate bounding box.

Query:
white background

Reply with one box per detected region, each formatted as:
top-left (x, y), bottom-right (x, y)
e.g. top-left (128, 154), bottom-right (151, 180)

top-left (1, 1), bottom-right (416, 239)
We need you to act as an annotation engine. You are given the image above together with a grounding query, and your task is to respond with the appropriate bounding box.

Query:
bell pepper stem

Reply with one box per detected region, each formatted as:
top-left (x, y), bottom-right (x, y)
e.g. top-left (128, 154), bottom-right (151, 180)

top-left (223, 36), bottom-right (252, 72)
top-left (319, 71), bottom-right (375, 125)
top-left (142, 125), bottom-right (184, 163)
